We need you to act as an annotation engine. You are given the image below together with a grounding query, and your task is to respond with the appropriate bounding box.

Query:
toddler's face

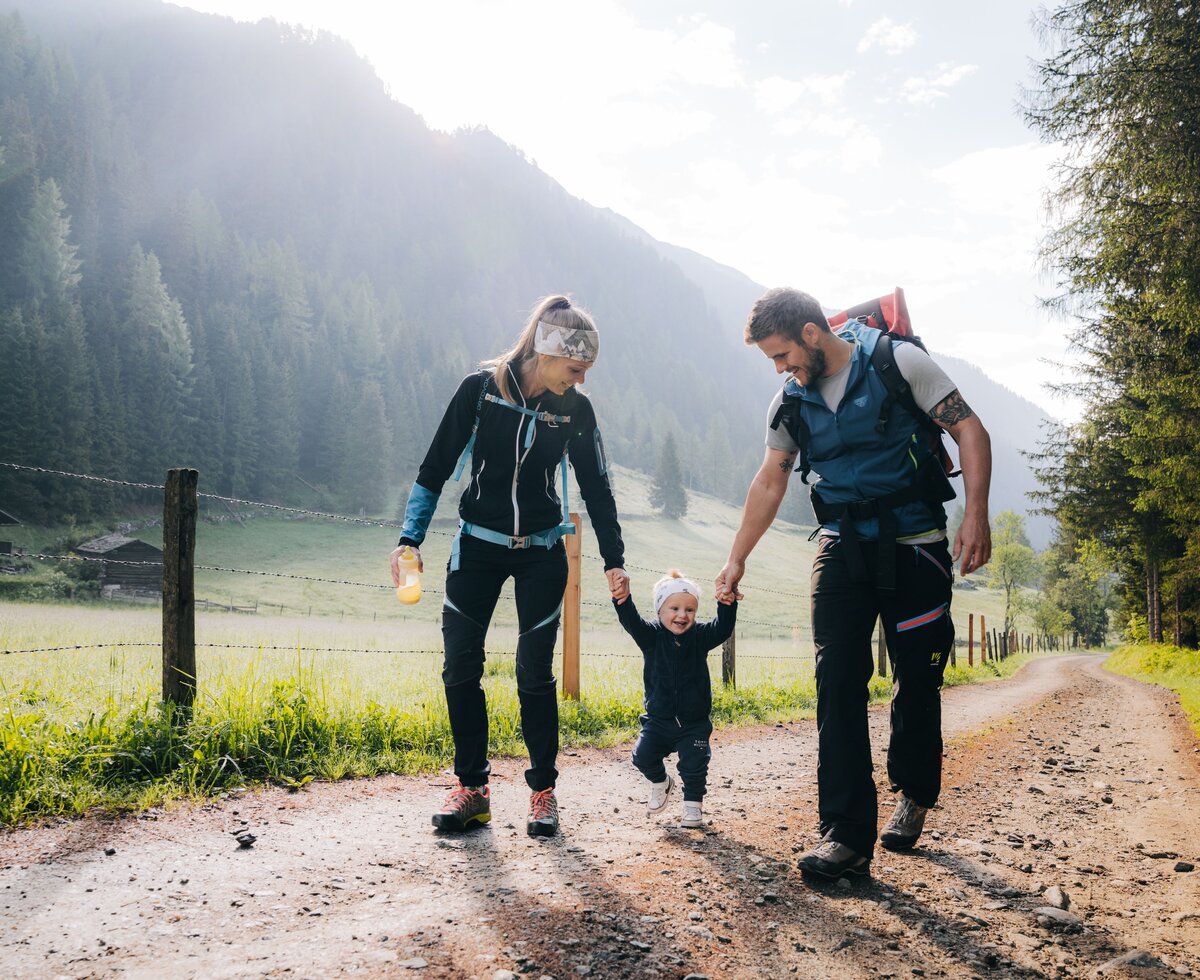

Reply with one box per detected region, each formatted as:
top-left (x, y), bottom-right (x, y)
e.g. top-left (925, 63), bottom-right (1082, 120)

top-left (658, 592), bottom-right (698, 635)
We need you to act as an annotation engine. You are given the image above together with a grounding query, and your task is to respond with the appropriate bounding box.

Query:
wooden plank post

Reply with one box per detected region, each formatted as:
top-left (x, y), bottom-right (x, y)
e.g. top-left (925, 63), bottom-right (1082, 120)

top-left (562, 512), bottom-right (582, 700)
top-left (876, 617), bottom-right (888, 678)
top-left (980, 614), bottom-right (987, 662)
top-left (721, 632), bottom-right (736, 689)
top-left (162, 468), bottom-right (198, 711)
top-left (968, 613), bottom-right (975, 667)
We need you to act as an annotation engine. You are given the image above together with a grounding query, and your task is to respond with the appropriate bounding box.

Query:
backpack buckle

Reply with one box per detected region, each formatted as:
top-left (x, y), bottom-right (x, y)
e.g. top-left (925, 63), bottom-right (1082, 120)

top-left (510, 534), bottom-right (531, 549)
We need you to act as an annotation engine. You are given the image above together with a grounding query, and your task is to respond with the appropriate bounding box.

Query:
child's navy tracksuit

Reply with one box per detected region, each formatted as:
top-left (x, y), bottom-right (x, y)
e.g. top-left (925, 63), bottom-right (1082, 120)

top-left (613, 597), bottom-right (738, 801)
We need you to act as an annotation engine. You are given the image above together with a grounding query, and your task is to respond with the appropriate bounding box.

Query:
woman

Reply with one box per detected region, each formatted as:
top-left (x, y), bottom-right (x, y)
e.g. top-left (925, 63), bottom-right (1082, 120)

top-left (390, 295), bottom-right (629, 837)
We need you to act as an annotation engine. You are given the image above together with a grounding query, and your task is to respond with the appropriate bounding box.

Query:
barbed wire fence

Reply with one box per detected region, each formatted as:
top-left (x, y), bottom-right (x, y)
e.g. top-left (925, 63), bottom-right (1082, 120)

top-left (0, 462), bottom-right (838, 689)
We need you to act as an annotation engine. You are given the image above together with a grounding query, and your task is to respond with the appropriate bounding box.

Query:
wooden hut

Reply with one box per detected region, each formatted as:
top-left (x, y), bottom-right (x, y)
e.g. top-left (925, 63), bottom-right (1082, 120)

top-left (0, 508), bottom-right (20, 559)
top-left (73, 534), bottom-right (163, 592)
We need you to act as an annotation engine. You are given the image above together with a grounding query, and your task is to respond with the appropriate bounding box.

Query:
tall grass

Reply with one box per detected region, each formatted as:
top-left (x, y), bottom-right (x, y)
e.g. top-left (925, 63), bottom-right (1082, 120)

top-left (1104, 643), bottom-right (1200, 736)
top-left (0, 610), bottom-right (1031, 825)
top-left (1, 468), bottom-right (1019, 824)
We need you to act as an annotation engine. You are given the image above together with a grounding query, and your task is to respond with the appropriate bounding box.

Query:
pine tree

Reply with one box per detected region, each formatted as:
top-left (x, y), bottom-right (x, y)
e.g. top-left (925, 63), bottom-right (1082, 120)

top-left (649, 432), bottom-right (687, 519)
top-left (16, 178), bottom-right (82, 320)
top-left (1026, 0), bottom-right (1200, 641)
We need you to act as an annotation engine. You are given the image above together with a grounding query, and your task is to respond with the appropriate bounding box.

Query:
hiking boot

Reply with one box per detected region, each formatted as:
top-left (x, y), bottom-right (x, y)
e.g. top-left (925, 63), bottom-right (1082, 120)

top-left (680, 800), bottom-right (703, 829)
top-left (431, 781), bottom-right (490, 832)
top-left (880, 794), bottom-right (929, 851)
top-left (647, 775), bottom-right (674, 815)
top-left (527, 787), bottom-right (559, 837)
top-left (798, 839), bottom-right (871, 880)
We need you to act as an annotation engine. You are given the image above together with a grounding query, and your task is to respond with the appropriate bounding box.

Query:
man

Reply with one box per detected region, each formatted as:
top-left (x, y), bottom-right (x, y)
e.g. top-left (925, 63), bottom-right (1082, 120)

top-left (716, 287), bottom-right (991, 880)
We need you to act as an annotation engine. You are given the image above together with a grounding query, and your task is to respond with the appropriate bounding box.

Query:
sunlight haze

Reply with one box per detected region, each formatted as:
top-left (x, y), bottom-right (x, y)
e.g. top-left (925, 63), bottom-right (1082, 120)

top-left (171, 0), bottom-right (1077, 419)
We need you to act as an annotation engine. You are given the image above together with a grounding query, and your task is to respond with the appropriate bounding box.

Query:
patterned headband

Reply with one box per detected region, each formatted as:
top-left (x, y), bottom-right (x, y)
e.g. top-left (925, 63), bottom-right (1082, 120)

top-left (654, 574), bottom-right (700, 613)
top-left (533, 319), bottom-right (599, 363)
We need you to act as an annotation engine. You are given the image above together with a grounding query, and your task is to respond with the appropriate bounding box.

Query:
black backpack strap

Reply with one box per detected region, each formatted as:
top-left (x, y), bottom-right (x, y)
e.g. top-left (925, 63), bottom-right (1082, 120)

top-left (870, 334), bottom-right (960, 477)
top-left (770, 393), bottom-right (812, 483)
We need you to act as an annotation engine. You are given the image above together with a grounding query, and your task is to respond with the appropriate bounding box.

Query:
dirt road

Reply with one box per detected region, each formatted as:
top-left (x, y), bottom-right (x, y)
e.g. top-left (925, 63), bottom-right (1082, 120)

top-left (3, 654), bottom-right (1198, 979)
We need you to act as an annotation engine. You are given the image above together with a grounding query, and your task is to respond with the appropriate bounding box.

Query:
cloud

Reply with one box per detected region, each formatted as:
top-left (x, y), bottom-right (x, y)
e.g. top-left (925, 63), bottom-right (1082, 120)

top-left (754, 73), bottom-right (850, 114)
top-left (856, 17), bottom-right (917, 55)
top-left (931, 142), bottom-right (1063, 221)
top-left (896, 63), bottom-right (977, 104)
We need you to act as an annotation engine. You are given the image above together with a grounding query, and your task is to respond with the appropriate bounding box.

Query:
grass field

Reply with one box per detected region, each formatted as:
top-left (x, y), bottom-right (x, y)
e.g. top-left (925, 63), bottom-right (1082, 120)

top-left (1, 466), bottom-right (1018, 823)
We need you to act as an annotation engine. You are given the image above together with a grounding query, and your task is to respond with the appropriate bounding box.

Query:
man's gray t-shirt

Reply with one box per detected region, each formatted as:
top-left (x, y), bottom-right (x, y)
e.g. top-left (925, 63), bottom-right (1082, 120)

top-left (765, 338), bottom-right (958, 542)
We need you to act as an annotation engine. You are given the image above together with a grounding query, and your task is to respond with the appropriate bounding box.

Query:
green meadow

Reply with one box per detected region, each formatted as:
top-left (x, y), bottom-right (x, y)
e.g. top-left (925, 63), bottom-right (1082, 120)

top-left (1, 467), bottom-right (1016, 823)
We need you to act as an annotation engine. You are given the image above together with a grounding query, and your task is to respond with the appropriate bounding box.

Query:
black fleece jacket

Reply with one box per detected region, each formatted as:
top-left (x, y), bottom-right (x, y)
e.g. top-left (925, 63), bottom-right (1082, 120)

top-left (399, 367), bottom-right (625, 569)
top-left (614, 596), bottom-right (738, 722)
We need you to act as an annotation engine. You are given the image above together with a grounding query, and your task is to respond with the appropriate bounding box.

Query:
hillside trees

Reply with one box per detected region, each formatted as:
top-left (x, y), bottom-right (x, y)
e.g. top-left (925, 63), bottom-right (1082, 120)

top-left (1026, 0), bottom-right (1200, 647)
top-left (650, 432), bottom-right (687, 519)
top-left (0, 0), bottom-right (776, 533)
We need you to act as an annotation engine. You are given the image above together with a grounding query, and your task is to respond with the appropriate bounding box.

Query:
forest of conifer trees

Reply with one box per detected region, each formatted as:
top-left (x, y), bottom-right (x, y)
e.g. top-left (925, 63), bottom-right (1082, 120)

top-left (0, 0), bottom-right (779, 526)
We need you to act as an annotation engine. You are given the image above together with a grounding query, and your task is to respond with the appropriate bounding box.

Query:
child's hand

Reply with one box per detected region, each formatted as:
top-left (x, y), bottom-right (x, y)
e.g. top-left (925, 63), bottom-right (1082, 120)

top-left (716, 592), bottom-right (735, 605)
top-left (607, 567), bottom-right (630, 603)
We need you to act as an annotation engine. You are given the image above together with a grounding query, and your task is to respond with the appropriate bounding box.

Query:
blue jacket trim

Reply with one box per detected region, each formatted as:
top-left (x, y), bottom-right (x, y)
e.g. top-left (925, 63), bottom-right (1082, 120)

top-left (399, 483), bottom-right (439, 546)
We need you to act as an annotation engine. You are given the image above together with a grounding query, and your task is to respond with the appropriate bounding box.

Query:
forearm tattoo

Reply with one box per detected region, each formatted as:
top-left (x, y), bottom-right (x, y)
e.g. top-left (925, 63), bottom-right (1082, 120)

top-left (779, 454), bottom-right (796, 473)
top-left (930, 390), bottom-right (974, 428)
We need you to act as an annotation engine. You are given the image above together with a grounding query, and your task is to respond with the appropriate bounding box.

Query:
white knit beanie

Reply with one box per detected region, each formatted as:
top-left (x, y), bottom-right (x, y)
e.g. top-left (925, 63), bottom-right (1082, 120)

top-left (652, 569), bottom-right (700, 613)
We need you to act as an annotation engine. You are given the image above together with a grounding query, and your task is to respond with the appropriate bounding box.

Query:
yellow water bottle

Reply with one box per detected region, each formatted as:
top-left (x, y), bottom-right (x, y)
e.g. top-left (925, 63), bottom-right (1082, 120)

top-left (396, 546), bottom-right (423, 605)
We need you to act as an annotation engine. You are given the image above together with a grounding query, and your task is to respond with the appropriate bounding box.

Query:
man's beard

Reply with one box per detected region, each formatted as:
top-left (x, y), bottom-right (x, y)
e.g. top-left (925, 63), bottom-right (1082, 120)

top-left (798, 340), bottom-right (827, 386)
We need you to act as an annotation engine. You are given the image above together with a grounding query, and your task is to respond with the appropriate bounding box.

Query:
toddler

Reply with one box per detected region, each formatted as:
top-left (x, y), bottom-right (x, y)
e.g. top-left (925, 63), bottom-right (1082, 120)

top-left (612, 569), bottom-right (737, 828)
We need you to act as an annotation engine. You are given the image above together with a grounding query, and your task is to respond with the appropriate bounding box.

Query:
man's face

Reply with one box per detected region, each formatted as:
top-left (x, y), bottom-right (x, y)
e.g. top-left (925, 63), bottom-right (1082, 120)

top-left (755, 329), bottom-right (827, 387)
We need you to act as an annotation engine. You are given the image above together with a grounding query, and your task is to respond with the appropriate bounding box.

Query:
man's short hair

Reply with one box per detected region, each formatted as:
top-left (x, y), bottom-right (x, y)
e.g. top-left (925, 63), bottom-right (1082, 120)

top-left (744, 287), bottom-right (830, 345)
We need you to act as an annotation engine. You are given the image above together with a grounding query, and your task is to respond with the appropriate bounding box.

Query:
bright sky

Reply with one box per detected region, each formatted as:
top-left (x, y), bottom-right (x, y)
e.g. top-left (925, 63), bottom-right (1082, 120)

top-left (173, 0), bottom-right (1080, 420)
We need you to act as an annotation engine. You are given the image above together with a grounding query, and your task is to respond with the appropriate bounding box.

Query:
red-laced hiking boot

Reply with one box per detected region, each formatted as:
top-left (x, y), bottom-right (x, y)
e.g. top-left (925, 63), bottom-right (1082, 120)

top-left (526, 787), bottom-right (559, 837)
top-left (431, 781), bottom-right (491, 832)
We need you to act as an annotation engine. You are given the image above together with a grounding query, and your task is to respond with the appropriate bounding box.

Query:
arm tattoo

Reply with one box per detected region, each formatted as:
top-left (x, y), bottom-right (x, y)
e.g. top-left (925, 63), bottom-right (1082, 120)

top-left (929, 390), bottom-right (974, 428)
top-left (779, 454), bottom-right (796, 473)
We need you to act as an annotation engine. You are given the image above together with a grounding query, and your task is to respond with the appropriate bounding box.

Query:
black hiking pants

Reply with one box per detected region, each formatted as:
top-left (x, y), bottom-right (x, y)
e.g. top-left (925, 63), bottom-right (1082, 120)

top-left (811, 536), bottom-right (954, 858)
top-left (441, 534), bottom-right (568, 792)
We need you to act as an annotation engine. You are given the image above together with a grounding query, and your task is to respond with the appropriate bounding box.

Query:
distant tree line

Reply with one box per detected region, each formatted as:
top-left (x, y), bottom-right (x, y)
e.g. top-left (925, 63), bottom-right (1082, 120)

top-left (1026, 0), bottom-right (1200, 647)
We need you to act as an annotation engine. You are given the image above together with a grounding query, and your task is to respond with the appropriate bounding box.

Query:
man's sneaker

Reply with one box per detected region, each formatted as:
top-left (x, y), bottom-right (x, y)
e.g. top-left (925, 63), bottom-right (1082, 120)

top-left (431, 781), bottom-right (490, 832)
top-left (527, 788), bottom-right (559, 837)
top-left (797, 839), bottom-right (870, 880)
top-left (647, 775), bottom-right (674, 815)
top-left (680, 800), bottom-right (703, 829)
top-left (880, 794), bottom-right (929, 851)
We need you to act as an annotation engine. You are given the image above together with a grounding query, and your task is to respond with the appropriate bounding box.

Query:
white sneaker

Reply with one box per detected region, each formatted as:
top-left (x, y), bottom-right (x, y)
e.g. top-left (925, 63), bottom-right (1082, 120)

top-left (680, 800), bottom-right (703, 828)
top-left (647, 775), bottom-right (674, 814)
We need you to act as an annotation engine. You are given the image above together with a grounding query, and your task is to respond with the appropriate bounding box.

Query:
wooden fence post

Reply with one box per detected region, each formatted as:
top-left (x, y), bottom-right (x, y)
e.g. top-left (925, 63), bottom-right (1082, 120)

top-left (876, 617), bottom-right (888, 678)
top-left (980, 614), bottom-right (987, 663)
top-left (968, 613), bottom-right (975, 667)
top-left (162, 467), bottom-right (198, 710)
top-left (722, 633), bottom-right (736, 689)
top-left (562, 512), bottom-right (582, 700)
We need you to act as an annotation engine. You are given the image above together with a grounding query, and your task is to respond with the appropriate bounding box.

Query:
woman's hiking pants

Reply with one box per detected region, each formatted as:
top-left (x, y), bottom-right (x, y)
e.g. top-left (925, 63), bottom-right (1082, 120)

top-left (441, 534), bottom-right (568, 792)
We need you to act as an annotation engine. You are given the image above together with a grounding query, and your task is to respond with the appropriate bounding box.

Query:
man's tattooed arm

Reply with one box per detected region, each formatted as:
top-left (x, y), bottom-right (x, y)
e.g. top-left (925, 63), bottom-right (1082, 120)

top-left (779, 453), bottom-right (796, 473)
top-left (929, 390), bottom-right (974, 429)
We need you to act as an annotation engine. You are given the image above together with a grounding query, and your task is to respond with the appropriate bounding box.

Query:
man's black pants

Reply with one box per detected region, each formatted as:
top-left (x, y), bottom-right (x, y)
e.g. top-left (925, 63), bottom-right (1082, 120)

top-left (811, 536), bottom-right (954, 857)
top-left (441, 535), bottom-right (568, 792)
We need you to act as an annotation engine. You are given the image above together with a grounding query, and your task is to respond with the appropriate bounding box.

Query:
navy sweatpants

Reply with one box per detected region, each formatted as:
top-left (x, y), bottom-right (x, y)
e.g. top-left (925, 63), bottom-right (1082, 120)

top-left (811, 536), bottom-right (954, 857)
top-left (632, 715), bottom-right (713, 802)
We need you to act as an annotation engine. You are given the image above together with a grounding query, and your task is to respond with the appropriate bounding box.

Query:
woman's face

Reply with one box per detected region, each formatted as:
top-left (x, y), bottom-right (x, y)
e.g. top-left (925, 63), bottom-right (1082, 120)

top-left (538, 355), bottom-right (590, 395)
